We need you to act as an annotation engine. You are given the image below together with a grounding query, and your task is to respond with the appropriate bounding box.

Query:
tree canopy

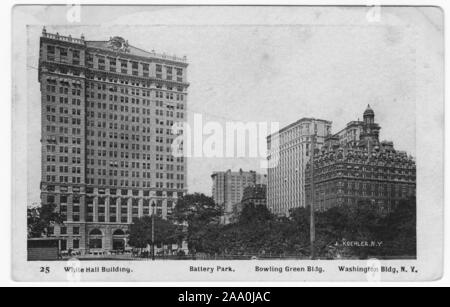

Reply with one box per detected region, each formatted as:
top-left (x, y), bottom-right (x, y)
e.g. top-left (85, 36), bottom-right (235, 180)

top-left (171, 193), bottom-right (222, 254)
top-left (128, 215), bottom-right (182, 248)
top-left (128, 193), bottom-right (416, 259)
top-left (27, 203), bottom-right (64, 238)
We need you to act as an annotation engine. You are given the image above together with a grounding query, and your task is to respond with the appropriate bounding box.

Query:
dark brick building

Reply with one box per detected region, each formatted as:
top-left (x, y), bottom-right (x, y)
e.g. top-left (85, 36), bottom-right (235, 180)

top-left (241, 184), bottom-right (267, 207)
top-left (233, 184), bottom-right (267, 223)
top-left (305, 105), bottom-right (416, 212)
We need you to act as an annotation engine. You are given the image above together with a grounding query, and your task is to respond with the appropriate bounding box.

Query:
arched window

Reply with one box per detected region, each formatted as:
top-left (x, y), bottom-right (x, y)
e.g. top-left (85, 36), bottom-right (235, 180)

top-left (113, 229), bottom-right (125, 236)
top-left (89, 228), bottom-right (102, 236)
top-left (89, 229), bottom-right (103, 249)
top-left (112, 229), bottom-right (126, 251)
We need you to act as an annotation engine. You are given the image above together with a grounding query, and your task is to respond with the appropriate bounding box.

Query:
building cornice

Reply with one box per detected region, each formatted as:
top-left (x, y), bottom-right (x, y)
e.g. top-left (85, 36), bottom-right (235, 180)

top-left (267, 118), bottom-right (332, 140)
top-left (87, 46), bottom-right (188, 68)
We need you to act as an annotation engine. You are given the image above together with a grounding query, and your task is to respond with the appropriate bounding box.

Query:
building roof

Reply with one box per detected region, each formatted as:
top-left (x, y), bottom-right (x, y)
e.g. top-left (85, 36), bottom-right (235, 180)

top-left (86, 39), bottom-right (187, 64)
top-left (211, 169), bottom-right (259, 178)
top-left (41, 30), bottom-right (187, 65)
top-left (267, 117), bottom-right (332, 139)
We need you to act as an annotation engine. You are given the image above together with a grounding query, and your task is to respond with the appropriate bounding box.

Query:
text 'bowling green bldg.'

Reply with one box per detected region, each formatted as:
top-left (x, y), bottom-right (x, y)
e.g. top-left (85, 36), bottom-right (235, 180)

top-left (38, 28), bottom-right (188, 254)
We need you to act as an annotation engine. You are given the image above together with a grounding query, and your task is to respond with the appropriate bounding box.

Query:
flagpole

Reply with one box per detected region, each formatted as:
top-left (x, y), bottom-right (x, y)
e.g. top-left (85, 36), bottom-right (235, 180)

top-left (310, 129), bottom-right (316, 260)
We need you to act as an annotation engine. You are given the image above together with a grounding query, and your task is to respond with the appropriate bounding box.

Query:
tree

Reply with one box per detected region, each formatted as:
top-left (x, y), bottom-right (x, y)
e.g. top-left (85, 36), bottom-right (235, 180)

top-left (127, 216), bottom-right (152, 249)
top-left (312, 205), bottom-right (353, 258)
top-left (173, 193), bottom-right (222, 254)
top-left (27, 203), bottom-right (64, 238)
top-left (173, 193), bottom-right (222, 225)
top-left (238, 203), bottom-right (273, 225)
top-left (305, 199), bottom-right (417, 259)
top-left (128, 216), bottom-right (182, 249)
top-left (379, 197), bottom-right (416, 257)
top-left (218, 204), bottom-right (307, 257)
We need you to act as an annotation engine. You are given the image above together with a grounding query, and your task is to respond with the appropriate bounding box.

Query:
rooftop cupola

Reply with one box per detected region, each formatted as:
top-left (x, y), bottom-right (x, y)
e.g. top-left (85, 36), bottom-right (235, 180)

top-left (363, 104), bottom-right (375, 124)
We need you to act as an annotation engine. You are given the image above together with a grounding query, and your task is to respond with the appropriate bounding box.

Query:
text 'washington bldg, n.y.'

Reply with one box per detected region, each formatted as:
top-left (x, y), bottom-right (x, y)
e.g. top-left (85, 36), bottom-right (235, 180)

top-left (38, 28), bottom-right (188, 253)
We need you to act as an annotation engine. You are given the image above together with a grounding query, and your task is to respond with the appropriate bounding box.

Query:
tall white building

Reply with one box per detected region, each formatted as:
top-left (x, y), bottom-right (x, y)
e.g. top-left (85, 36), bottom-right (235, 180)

top-left (267, 118), bottom-right (332, 216)
top-left (39, 29), bottom-right (188, 253)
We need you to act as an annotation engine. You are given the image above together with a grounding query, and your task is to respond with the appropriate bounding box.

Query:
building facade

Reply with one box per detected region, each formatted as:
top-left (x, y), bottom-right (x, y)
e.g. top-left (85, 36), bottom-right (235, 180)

top-left (240, 184), bottom-right (267, 207)
top-left (38, 28), bottom-right (188, 253)
top-left (305, 105), bottom-right (416, 211)
top-left (211, 169), bottom-right (267, 223)
top-left (267, 118), bottom-right (332, 216)
top-left (233, 184), bottom-right (267, 222)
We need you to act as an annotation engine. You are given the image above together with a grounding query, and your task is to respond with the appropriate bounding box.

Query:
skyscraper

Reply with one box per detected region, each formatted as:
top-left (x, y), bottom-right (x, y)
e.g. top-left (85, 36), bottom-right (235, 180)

top-left (305, 105), bottom-right (416, 211)
top-left (211, 169), bottom-right (267, 223)
top-left (38, 28), bottom-right (188, 254)
top-left (267, 118), bottom-right (332, 216)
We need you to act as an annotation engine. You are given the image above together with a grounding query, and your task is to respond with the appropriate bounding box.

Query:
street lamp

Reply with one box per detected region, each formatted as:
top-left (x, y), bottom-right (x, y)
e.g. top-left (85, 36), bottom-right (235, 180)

top-left (151, 201), bottom-right (156, 261)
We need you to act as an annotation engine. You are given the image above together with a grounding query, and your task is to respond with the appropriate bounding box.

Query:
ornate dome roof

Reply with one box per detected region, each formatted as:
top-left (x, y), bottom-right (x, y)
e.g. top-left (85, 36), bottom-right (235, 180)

top-left (364, 104), bottom-right (374, 117)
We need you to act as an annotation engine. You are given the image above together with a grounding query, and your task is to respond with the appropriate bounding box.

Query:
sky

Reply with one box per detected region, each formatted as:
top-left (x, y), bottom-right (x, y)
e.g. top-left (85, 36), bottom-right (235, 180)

top-left (20, 5), bottom-right (444, 204)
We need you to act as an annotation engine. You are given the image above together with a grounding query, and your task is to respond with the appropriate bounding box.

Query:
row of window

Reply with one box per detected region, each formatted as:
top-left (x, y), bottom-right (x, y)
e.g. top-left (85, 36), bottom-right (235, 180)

top-left (46, 115), bottom-right (82, 126)
top-left (45, 175), bottom-right (82, 184)
top-left (46, 155), bottom-right (81, 164)
top-left (46, 165), bottom-right (81, 174)
top-left (84, 155), bottom-right (184, 165)
top-left (45, 85), bottom-right (82, 96)
top-left (86, 54), bottom-right (184, 81)
top-left (45, 126), bottom-right (82, 136)
top-left (45, 145), bottom-right (82, 155)
top-left (87, 75), bottom-right (186, 92)
top-left (82, 178), bottom-right (184, 189)
top-left (46, 188), bottom-right (182, 199)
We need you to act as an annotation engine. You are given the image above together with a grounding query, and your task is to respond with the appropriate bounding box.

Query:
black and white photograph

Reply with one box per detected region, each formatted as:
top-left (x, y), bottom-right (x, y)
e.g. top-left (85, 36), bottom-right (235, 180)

top-left (8, 3), bottom-right (445, 283)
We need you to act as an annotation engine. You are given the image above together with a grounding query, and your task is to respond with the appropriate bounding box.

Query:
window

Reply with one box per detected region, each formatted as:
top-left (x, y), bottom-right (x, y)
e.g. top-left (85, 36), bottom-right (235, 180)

top-left (176, 68), bottom-right (183, 81)
top-left (142, 63), bottom-right (149, 77)
top-left (47, 45), bottom-right (55, 61)
top-left (166, 67), bottom-right (173, 80)
top-left (73, 227), bottom-right (80, 235)
top-left (120, 60), bottom-right (128, 73)
top-left (109, 58), bottom-right (116, 72)
top-left (87, 54), bottom-right (94, 68)
top-left (98, 57), bottom-right (105, 70)
top-left (60, 48), bottom-right (68, 63)
top-left (89, 229), bottom-right (102, 236)
top-left (72, 50), bottom-right (80, 65)
top-left (132, 62), bottom-right (138, 76)
top-left (89, 239), bottom-right (102, 249)
top-left (156, 64), bottom-right (162, 78)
